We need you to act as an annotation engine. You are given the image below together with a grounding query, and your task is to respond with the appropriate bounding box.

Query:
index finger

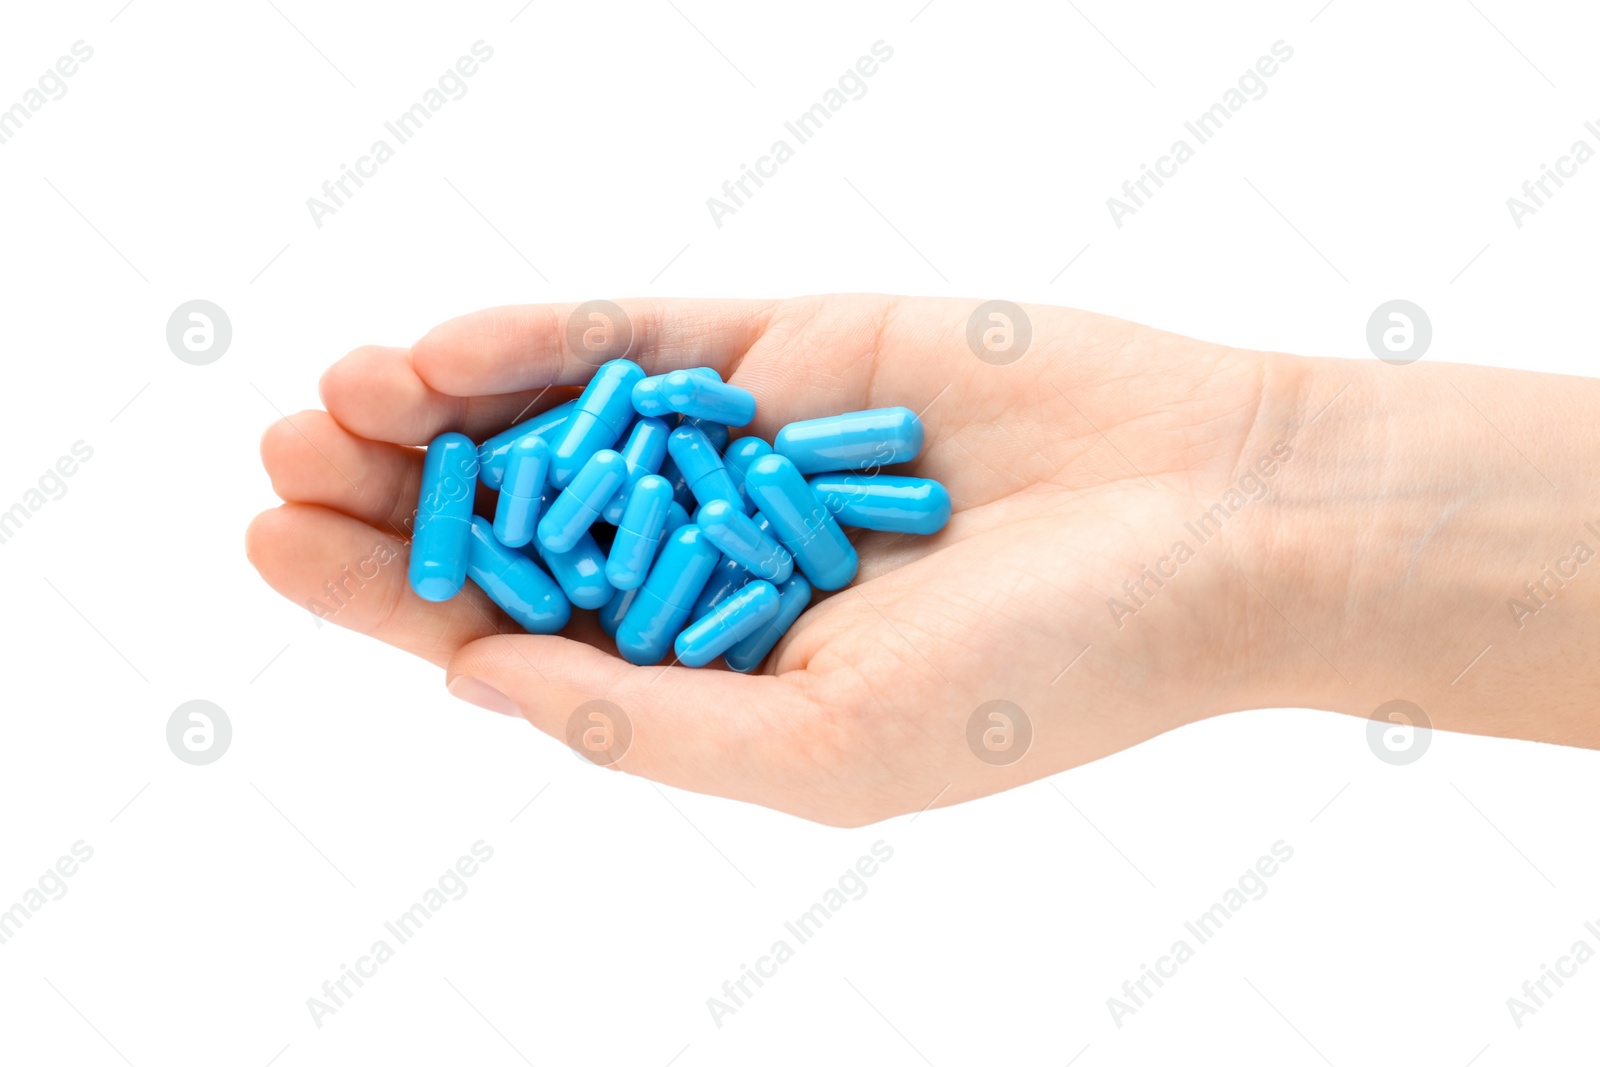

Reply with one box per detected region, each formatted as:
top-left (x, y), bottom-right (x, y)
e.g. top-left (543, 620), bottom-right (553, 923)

top-left (409, 298), bottom-right (778, 397)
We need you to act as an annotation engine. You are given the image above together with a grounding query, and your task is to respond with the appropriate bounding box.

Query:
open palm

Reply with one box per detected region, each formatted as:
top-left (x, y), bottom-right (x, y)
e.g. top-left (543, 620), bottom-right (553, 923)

top-left (248, 295), bottom-right (1288, 825)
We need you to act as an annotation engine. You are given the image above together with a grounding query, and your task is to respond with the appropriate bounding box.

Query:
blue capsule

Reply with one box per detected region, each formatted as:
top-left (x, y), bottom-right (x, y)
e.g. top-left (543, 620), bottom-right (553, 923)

top-left (656, 369), bottom-right (756, 426)
top-left (724, 575), bottom-right (812, 673)
top-left (533, 530), bottom-right (612, 609)
top-left (674, 580), bottom-right (781, 667)
top-left (742, 454), bottom-right (858, 590)
top-left (630, 376), bottom-right (669, 418)
top-left (492, 435), bottom-right (550, 548)
top-left (723, 436), bottom-right (771, 512)
top-left (614, 525), bottom-right (720, 665)
top-left (477, 400), bottom-right (576, 489)
top-left (773, 406), bottom-right (924, 475)
top-left (409, 432), bottom-right (479, 601)
top-left (600, 416), bottom-right (671, 524)
top-left (658, 454), bottom-right (698, 514)
top-left (696, 500), bottom-right (793, 583)
top-left (808, 474), bottom-right (952, 536)
top-left (630, 375), bottom-right (662, 415)
top-left (548, 359), bottom-right (643, 487)
top-left (598, 585), bottom-right (639, 638)
top-left (691, 555), bottom-right (750, 621)
top-left (538, 449), bottom-right (627, 554)
top-left (632, 367), bottom-right (722, 418)
top-left (605, 474), bottom-right (673, 590)
top-left (466, 382), bottom-right (952, 665)
top-left (465, 517), bottom-right (571, 633)
top-left (682, 417), bottom-right (730, 453)
top-left (668, 424), bottom-right (745, 513)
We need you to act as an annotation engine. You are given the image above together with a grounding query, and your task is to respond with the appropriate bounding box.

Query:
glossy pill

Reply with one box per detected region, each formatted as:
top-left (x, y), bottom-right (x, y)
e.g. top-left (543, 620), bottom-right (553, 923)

top-left (548, 359), bottom-right (643, 487)
top-left (538, 449), bottom-right (627, 553)
top-left (477, 400), bottom-right (575, 489)
top-left (601, 416), bottom-right (671, 524)
top-left (692, 555), bottom-right (750, 621)
top-left (465, 517), bottom-right (570, 633)
top-left (723, 437), bottom-right (771, 511)
top-left (657, 369), bottom-right (756, 426)
top-left (598, 585), bottom-right (639, 637)
top-left (492, 435), bottom-right (550, 548)
top-left (742, 454), bottom-right (858, 590)
top-left (615, 525), bottom-right (720, 665)
top-left (659, 454), bottom-right (697, 514)
top-left (630, 376), bottom-right (669, 418)
top-left (668, 424), bottom-right (745, 513)
top-left (605, 475), bottom-right (673, 590)
top-left (409, 432), bottom-right (479, 601)
top-left (773, 406), bottom-right (924, 475)
top-left (534, 530), bottom-right (612, 609)
top-left (697, 500), bottom-right (793, 583)
top-left (808, 474), bottom-right (952, 536)
top-left (674, 580), bottom-right (781, 667)
top-left (632, 367), bottom-right (722, 417)
top-left (663, 500), bottom-right (692, 535)
top-left (724, 575), bottom-right (812, 673)
top-left (682, 417), bottom-right (730, 453)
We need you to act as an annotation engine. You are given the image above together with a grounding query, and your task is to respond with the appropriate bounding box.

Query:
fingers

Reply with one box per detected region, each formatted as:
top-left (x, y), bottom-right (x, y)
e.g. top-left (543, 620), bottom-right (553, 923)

top-left (404, 295), bottom-right (957, 454)
top-left (408, 299), bottom-right (776, 397)
top-left (246, 503), bottom-right (502, 667)
top-left (247, 500), bottom-right (835, 815)
top-left (260, 409), bottom-right (419, 537)
top-left (446, 633), bottom-right (820, 809)
top-left (320, 345), bottom-right (575, 446)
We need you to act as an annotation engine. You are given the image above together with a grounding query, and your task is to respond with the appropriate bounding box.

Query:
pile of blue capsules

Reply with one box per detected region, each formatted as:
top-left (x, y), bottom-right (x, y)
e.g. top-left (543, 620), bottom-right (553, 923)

top-left (406, 359), bottom-right (951, 671)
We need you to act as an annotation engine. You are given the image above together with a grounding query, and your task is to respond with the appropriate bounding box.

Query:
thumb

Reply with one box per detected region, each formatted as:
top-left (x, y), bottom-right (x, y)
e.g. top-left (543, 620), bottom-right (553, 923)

top-left (446, 633), bottom-right (812, 805)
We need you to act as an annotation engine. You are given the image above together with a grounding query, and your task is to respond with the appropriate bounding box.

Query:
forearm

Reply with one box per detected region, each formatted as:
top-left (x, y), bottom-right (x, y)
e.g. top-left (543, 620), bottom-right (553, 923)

top-left (1247, 352), bottom-right (1600, 745)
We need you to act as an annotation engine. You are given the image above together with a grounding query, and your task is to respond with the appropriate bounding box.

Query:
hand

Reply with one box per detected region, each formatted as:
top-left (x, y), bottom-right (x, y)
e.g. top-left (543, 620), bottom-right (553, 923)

top-left (244, 295), bottom-right (1313, 825)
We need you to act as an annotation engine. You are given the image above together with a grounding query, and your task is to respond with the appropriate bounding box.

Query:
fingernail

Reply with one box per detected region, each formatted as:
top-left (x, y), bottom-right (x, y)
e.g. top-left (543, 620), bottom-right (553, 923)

top-left (448, 676), bottom-right (521, 717)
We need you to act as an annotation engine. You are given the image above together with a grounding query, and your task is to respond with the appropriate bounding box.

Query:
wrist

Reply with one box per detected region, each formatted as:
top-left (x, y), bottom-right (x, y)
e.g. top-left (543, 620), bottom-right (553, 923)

top-left (1247, 350), bottom-right (1600, 743)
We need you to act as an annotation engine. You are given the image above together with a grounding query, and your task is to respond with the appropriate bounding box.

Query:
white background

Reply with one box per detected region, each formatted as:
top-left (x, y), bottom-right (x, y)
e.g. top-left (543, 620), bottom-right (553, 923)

top-left (2, 0), bottom-right (1597, 1063)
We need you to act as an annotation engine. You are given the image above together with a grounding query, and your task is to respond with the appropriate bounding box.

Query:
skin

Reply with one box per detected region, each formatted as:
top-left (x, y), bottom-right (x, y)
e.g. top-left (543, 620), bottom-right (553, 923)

top-left (246, 295), bottom-right (1600, 827)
